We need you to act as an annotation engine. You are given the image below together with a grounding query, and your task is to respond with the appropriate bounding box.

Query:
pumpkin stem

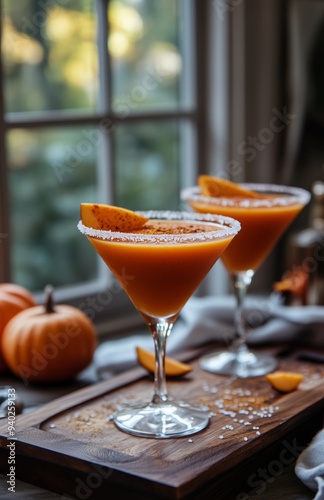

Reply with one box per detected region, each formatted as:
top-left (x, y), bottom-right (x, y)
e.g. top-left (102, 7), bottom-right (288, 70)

top-left (45, 285), bottom-right (55, 313)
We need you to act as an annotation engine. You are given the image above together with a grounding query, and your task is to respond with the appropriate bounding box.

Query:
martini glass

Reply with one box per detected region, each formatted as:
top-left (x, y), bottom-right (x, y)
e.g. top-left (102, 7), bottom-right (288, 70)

top-left (78, 210), bottom-right (240, 438)
top-left (181, 183), bottom-right (311, 377)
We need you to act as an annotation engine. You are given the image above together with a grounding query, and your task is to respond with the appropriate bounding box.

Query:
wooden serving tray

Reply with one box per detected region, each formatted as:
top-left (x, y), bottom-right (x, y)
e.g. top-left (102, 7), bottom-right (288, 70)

top-left (0, 346), bottom-right (323, 499)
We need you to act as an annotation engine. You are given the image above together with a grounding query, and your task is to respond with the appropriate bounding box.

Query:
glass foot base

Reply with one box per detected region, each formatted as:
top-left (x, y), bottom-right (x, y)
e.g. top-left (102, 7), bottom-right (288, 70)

top-left (113, 400), bottom-right (210, 438)
top-left (199, 350), bottom-right (277, 377)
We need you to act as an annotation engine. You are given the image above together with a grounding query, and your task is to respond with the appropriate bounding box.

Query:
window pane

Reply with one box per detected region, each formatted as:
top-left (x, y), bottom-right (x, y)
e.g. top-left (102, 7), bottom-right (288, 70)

top-left (109, 0), bottom-right (182, 111)
top-left (114, 121), bottom-right (180, 210)
top-left (7, 127), bottom-right (99, 292)
top-left (2, 0), bottom-right (97, 113)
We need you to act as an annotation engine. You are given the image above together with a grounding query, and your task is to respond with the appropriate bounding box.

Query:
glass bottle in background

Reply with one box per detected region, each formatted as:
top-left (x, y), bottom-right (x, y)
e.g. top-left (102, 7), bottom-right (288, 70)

top-left (287, 181), bottom-right (324, 305)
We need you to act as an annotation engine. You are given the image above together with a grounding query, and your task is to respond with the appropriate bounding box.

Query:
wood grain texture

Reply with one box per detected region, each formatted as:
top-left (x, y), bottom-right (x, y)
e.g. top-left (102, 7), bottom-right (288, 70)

top-left (0, 347), bottom-right (323, 499)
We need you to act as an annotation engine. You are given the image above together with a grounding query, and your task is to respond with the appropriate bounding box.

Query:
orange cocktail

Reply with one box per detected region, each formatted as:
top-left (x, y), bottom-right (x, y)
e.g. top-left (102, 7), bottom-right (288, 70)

top-left (78, 208), bottom-right (240, 437)
top-left (181, 182), bottom-right (310, 377)
top-left (88, 219), bottom-right (234, 320)
top-left (184, 191), bottom-right (306, 273)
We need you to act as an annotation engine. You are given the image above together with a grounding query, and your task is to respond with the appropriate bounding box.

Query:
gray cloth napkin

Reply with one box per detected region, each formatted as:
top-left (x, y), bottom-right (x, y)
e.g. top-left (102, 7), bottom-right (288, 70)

top-left (94, 294), bottom-right (324, 377)
top-left (295, 429), bottom-right (324, 500)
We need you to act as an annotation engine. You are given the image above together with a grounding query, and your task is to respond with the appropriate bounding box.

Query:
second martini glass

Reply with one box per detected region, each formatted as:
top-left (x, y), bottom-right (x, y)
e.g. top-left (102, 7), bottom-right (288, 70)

top-left (182, 183), bottom-right (311, 377)
top-left (78, 210), bottom-right (240, 438)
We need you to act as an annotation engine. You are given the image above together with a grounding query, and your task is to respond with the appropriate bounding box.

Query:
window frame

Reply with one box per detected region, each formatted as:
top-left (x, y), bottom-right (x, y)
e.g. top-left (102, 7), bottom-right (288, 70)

top-left (0, 0), bottom-right (208, 335)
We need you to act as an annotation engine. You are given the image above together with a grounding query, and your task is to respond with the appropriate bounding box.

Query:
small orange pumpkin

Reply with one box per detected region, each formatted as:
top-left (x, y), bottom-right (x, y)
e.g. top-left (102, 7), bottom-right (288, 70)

top-left (1, 286), bottom-right (97, 384)
top-left (0, 283), bottom-right (37, 372)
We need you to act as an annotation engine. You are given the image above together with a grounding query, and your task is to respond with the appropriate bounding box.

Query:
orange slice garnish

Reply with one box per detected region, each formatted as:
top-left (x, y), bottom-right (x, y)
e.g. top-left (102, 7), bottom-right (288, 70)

top-left (136, 347), bottom-right (192, 377)
top-left (80, 203), bottom-right (148, 232)
top-left (266, 371), bottom-right (304, 392)
top-left (198, 175), bottom-right (267, 198)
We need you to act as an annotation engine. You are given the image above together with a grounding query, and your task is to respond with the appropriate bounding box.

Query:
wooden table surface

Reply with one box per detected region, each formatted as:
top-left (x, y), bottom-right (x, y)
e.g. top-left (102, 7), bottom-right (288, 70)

top-left (0, 344), bottom-right (322, 500)
top-left (0, 462), bottom-right (314, 499)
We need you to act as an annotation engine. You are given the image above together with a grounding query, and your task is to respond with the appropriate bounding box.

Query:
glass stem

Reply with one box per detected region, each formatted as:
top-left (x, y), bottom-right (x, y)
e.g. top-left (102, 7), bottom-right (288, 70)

top-left (149, 321), bottom-right (173, 405)
top-left (230, 271), bottom-right (254, 352)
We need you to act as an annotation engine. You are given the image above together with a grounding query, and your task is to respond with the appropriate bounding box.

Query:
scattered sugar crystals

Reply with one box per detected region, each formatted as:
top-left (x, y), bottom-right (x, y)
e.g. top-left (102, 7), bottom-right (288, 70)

top-left (222, 425), bottom-right (234, 431)
top-left (200, 382), bottom-right (283, 444)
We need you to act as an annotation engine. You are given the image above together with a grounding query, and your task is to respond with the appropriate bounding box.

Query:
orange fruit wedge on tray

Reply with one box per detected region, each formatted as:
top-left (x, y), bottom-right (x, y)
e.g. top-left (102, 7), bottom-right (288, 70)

top-left (266, 371), bottom-right (304, 392)
top-left (136, 346), bottom-right (192, 377)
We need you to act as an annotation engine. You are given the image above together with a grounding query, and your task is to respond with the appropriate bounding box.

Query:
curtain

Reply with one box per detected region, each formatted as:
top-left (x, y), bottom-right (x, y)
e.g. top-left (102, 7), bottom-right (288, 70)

top-left (280, 0), bottom-right (324, 185)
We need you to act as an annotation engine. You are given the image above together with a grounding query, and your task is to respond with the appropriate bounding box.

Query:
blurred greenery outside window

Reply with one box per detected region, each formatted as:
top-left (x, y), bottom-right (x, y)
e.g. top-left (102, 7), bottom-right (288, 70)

top-left (0, 0), bottom-right (198, 328)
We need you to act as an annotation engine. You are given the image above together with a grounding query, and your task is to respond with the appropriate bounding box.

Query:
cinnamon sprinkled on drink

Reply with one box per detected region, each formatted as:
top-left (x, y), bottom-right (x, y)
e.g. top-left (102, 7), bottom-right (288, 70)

top-left (132, 221), bottom-right (220, 235)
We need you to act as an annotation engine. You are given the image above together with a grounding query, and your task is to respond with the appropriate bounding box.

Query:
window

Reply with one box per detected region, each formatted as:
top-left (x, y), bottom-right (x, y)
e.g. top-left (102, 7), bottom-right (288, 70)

top-left (0, 0), bottom-right (200, 328)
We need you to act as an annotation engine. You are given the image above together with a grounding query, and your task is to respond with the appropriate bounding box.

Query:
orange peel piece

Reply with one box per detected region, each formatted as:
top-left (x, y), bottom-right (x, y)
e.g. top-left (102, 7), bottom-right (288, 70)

top-left (266, 371), bottom-right (304, 392)
top-left (198, 175), bottom-right (267, 199)
top-left (80, 203), bottom-right (148, 232)
top-left (136, 346), bottom-right (192, 377)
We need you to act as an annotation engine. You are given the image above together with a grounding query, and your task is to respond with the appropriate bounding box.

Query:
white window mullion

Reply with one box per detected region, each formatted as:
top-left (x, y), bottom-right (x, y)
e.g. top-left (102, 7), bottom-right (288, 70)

top-left (180, 120), bottom-right (197, 193)
top-left (179, 0), bottom-right (196, 111)
top-left (95, 0), bottom-right (113, 201)
top-left (0, 9), bottom-right (11, 283)
top-left (179, 0), bottom-right (197, 191)
top-left (96, 0), bottom-right (110, 114)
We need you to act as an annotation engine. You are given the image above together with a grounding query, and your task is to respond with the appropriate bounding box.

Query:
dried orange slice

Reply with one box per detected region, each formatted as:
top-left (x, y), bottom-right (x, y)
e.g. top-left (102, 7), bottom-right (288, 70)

top-left (80, 203), bottom-right (148, 232)
top-left (136, 346), bottom-right (192, 377)
top-left (198, 175), bottom-right (266, 198)
top-left (266, 371), bottom-right (304, 392)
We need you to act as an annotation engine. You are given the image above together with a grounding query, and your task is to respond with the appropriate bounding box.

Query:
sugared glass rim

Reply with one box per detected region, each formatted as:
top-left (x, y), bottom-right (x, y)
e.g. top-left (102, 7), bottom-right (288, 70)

top-left (181, 183), bottom-right (311, 208)
top-left (77, 210), bottom-right (241, 243)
